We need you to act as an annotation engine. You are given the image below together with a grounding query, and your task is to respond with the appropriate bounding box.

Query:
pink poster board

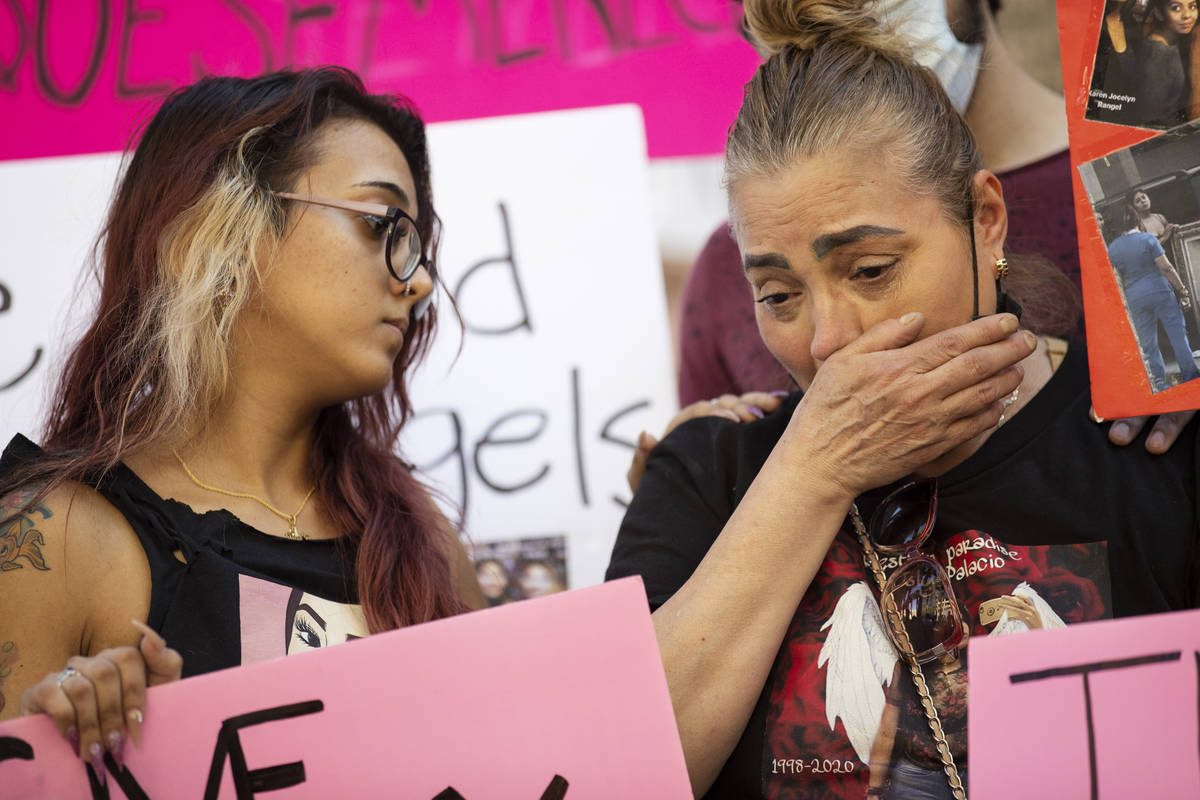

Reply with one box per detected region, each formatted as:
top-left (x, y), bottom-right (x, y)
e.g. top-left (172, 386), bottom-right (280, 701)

top-left (0, 577), bottom-right (691, 798)
top-left (968, 608), bottom-right (1200, 799)
top-left (0, 0), bottom-right (759, 161)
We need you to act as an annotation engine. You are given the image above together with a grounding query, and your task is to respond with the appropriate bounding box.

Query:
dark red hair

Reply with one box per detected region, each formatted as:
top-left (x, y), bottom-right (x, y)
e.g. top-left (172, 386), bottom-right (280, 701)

top-left (3, 67), bottom-right (468, 631)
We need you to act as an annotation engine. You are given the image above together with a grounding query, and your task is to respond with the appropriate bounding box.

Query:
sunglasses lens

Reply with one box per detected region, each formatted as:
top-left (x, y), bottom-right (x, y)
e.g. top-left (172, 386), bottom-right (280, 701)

top-left (390, 217), bottom-right (424, 281)
top-left (871, 479), bottom-right (935, 549)
top-left (882, 559), bottom-right (962, 661)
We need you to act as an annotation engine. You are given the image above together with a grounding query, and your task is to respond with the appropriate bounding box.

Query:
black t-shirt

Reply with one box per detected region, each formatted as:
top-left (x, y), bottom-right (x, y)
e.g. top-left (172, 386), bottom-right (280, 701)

top-left (607, 344), bottom-right (1200, 799)
top-left (0, 435), bottom-right (363, 677)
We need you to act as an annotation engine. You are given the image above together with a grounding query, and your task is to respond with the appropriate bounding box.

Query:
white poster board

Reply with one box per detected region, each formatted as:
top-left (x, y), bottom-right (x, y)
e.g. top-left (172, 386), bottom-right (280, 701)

top-left (0, 105), bottom-right (675, 590)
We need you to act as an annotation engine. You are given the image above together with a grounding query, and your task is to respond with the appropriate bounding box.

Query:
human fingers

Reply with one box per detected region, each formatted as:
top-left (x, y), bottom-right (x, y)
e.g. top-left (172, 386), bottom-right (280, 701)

top-left (627, 431), bottom-right (657, 493)
top-left (832, 311), bottom-right (927, 358)
top-left (1143, 410), bottom-right (1196, 453)
top-left (737, 391), bottom-right (788, 415)
top-left (133, 619), bottom-right (182, 687)
top-left (907, 315), bottom-right (1025, 372)
top-left (937, 365), bottom-right (1024, 424)
top-left (18, 671), bottom-right (84, 754)
top-left (68, 653), bottom-right (132, 774)
top-left (1107, 415), bottom-right (1149, 446)
top-left (662, 399), bottom-right (741, 439)
top-left (921, 329), bottom-right (1036, 399)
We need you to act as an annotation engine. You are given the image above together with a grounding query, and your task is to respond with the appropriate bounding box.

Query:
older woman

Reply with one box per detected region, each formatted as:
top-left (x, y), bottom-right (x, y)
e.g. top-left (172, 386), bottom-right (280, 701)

top-left (607, 1), bottom-right (1200, 798)
top-left (0, 68), bottom-right (483, 775)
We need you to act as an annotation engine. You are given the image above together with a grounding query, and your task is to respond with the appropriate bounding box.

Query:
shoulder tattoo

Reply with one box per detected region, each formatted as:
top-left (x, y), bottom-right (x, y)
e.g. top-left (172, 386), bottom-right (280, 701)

top-left (0, 488), bottom-right (52, 573)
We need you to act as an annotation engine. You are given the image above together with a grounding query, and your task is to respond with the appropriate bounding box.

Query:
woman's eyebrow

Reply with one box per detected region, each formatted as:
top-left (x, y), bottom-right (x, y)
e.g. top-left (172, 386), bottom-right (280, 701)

top-left (355, 180), bottom-right (412, 211)
top-left (297, 603), bottom-right (327, 629)
top-left (812, 225), bottom-right (904, 260)
top-left (743, 252), bottom-right (793, 272)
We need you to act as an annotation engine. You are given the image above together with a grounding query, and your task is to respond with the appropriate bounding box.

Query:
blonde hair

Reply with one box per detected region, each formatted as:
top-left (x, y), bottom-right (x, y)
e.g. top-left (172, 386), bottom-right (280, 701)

top-left (726, 0), bottom-right (1080, 334)
top-left (726, 0), bottom-right (978, 229)
top-left (131, 128), bottom-right (281, 447)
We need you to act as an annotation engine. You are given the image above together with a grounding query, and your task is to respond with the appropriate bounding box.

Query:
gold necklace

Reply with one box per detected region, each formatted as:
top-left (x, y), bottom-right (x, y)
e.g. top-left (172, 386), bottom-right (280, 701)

top-left (172, 450), bottom-right (316, 540)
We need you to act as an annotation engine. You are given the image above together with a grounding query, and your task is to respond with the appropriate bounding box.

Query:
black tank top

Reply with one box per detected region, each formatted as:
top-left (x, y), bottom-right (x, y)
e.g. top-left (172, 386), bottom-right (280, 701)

top-left (1, 435), bottom-right (364, 677)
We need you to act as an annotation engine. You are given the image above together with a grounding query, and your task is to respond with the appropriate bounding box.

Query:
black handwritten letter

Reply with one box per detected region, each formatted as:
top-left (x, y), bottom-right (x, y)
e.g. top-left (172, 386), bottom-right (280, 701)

top-left (85, 750), bottom-right (150, 800)
top-left (473, 410), bottom-right (551, 493)
top-left (195, 0), bottom-right (274, 79)
top-left (488, 0), bottom-right (544, 65)
top-left (0, 736), bottom-right (33, 763)
top-left (116, 0), bottom-right (170, 98)
top-left (599, 398), bottom-right (650, 507)
top-left (284, 0), bottom-right (335, 65)
top-left (667, 0), bottom-right (731, 33)
top-left (409, 407), bottom-right (471, 515)
top-left (0, 0), bottom-right (28, 91)
top-left (1010, 651), bottom-right (1181, 800)
top-left (0, 282), bottom-right (43, 392)
top-left (203, 699), bottom-right (324, 800)
top-left (35, 0), bottom-right (110, 105)
top-left (452, 203), bottom-right (534, 335)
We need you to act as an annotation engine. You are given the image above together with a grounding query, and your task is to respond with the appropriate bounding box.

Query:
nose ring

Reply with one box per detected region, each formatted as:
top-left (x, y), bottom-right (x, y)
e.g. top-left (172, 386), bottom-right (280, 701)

top-left (403, 280), bottom-right (414, 296)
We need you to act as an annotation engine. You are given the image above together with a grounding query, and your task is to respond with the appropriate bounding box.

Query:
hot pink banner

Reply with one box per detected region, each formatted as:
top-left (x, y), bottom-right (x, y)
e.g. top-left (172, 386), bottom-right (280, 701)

top-left (969, 608), bottom-right (1200, 799)
top-left (0, 577), bottom-right (691, 798)
top-left (0, 0), bottom-right (758, 160)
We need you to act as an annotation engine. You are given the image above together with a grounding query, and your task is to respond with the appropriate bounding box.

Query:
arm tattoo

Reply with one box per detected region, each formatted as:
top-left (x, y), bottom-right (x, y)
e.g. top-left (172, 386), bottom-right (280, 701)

top-left (0, 488), bottom-right (51, 573)
top-left (0, 640), bottom-right (16, 715)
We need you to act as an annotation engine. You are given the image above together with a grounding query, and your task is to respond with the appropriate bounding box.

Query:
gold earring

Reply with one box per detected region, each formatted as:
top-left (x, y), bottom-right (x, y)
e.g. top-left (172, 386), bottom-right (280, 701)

top-left (993, 257), bottom-right (1009, 280)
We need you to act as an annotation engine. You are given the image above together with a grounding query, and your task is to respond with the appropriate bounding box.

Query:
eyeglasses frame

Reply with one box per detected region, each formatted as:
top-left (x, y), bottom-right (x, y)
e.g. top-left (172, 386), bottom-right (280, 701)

top-left (273, 190), bottom-right (429, 283)
top-left (863, 478), bottom-right (967, 665)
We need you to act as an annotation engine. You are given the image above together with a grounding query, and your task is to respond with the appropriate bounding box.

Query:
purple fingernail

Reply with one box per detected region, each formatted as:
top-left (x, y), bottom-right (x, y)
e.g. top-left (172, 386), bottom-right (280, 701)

top-left (87, 742), bottom-right (107, 786)
top-left (105, 730), bottom-right (124, 770)
top-left (749, 405), bottom-right (765, 419)
top-left (65, 726), bottom-right (80, 754)
top-left (769, 390), bottom-right (790, 397)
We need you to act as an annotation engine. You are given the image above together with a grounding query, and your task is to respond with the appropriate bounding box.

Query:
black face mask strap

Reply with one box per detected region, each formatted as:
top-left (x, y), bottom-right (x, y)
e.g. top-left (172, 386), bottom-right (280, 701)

top-left (967, 192), bottom-right (1023, 322)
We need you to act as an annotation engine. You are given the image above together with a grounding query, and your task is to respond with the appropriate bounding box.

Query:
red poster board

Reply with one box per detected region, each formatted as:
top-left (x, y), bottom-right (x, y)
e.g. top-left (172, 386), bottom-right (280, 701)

top-left (1057, 1), bottom-right (1200, 416)
top-left (0, 577), bottom-right (691, 798)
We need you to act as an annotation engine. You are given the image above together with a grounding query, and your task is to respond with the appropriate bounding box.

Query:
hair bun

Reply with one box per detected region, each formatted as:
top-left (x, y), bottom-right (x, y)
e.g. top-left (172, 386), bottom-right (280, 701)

top-left (742, 0), bottom-right (909, 62)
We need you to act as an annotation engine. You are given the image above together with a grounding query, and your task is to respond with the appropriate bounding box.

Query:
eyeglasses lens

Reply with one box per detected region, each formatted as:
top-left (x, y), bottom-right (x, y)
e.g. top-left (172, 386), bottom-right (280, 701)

top-left (871, 480), bottom-right (936, 550)
top-left (882, 559), bottom-right (962, 661)
top-left (390, 216), bottom-right (423, 281)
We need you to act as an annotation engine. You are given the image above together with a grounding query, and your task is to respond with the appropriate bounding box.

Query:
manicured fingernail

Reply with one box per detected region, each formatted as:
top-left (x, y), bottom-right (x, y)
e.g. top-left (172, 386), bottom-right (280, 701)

top-left (105, 730), bottom-right (124, 770)
top-left (1022, 330), bottom-right (1037, 347)
top-left (1149, 432), bottom-right (1166, 451)
top-left (127, 708), bottom-right (143, 749)
top-left (1112, 422), bottom-right (1130, 440)
top-left (748, 405), bottom-right (764, 419)
top-left (1089, 408), bottom-right (1105, 424)
top-left (87, 743), bottom-right (106, 786)
top-left (65, 726), bottom-right (80, 754)
top-left (770, 390), bottom-right (790, 397)
top-left (899, 312), bottom-right (920, 325)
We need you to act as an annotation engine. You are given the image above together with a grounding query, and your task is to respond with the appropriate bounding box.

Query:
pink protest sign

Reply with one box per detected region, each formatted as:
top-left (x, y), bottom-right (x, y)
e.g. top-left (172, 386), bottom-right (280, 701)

top-left (0, 577), bottom-right (691, 798)
top-left (0, 0), bottom-right (758, 161)
top-left (968, 608), bottom-right (1200, 799)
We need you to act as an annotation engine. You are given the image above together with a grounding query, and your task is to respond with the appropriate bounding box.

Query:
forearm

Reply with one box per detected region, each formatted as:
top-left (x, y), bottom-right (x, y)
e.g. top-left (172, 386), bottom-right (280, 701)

top-left (652, 448), bottom-right (851, 795)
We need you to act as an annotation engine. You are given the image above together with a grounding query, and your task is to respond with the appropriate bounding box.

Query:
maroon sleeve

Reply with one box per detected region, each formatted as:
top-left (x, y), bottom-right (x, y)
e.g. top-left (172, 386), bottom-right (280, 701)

top-left (677, 224), bottom-right (793, 406)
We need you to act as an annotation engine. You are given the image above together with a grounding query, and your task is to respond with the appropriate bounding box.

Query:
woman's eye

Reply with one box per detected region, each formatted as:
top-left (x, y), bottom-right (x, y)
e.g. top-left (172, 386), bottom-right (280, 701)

top-left (755, 292), bottom-right (793, 309)
top-left (361, 214), bottom-right (389, 236)
top-left (852, 260), bottom-right (898, 280)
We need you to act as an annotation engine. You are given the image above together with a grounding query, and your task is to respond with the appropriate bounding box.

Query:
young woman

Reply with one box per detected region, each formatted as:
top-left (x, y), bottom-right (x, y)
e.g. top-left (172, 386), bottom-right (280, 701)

top-left (0, 67), bottom-right (483, 776)
top-left (1130, 188), bottom-right (1183, 248)
top-left (607, 1), bottom-right (1200, 797)
top-left (1105, 0), bottom-right (1199, 128)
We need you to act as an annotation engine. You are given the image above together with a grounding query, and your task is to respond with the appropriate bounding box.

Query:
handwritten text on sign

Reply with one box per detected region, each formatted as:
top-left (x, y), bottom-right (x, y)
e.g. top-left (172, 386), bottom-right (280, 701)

top-left (968, 608), bottom-right (1200, 799)
top-left (0, 578), bottom-right (692, 798)
top-left (0, 0), bottom-right (759, 160)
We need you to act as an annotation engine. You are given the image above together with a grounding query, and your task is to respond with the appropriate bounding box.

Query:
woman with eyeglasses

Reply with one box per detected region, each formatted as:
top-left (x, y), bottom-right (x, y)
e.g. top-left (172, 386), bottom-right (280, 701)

top-left (606, 1), bottom-right (1200, 797)
top-left (0, 67), bottom-right (484, 773)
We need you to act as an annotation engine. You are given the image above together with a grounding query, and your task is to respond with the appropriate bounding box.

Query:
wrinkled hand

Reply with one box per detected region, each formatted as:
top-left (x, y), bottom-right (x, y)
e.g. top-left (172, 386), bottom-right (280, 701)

top-left (19, 620), bottom-right (182, 777)
top-left (1094, 406), bottom-right (1197, 453)
top-left (784, 312), bottom-right (1034, 501)
top-left (627, 391), bottom-right (787, 492)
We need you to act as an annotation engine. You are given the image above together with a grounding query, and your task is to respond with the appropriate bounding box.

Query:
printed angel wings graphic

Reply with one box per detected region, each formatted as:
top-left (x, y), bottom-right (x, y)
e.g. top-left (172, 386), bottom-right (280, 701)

top-left (818, 580), bottom-right (1064, 765)
top-left (818, 581), bottom-right (898, 765)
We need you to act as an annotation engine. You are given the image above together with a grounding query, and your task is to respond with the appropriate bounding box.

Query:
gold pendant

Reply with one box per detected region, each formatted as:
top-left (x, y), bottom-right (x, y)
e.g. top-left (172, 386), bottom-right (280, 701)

top-left (287, 521), bottom-right (302, 540)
